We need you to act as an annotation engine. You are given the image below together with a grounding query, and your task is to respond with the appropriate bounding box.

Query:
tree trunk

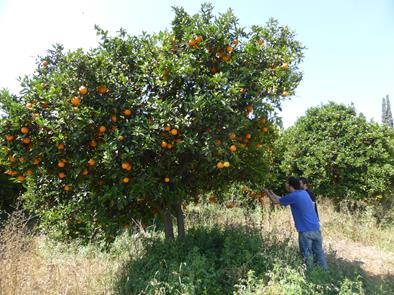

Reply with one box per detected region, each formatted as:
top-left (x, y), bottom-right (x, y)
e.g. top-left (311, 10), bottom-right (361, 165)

top-left (161, 208), bottom-right (174, 240)
top-left (175, 202), bottom-right (185, 240)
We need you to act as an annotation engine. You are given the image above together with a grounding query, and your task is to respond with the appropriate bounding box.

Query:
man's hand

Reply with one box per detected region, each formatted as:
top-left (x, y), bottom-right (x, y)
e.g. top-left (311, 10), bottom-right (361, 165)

top-left (263, 188), bottom-right (280, 205)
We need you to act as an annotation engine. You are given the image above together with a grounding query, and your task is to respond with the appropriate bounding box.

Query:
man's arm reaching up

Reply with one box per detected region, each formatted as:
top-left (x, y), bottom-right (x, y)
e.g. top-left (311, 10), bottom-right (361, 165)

top-left (263, 188), bottom-right (281, 205)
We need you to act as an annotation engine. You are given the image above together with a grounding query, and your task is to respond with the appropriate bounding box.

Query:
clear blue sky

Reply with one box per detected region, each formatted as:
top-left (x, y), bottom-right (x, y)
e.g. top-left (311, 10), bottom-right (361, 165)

top-left (0, 0), bottom-right (393, 127)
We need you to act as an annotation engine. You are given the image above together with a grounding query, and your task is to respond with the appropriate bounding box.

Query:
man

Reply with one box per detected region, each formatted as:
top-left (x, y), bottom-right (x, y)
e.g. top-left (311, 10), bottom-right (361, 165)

top-left (264, 177), bottom-right (328, 269)
top-left (300, 177), bottom-right (319, 220)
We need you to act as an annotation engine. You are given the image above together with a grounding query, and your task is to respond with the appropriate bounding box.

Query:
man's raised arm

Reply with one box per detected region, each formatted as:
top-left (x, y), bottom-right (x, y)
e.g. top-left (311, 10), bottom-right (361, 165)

top-left (263, 188), bottom-right (281, 205)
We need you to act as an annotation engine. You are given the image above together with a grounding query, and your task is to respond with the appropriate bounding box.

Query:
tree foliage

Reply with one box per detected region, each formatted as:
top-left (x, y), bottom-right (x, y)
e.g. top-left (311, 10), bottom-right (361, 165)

top-left (275, 102), bottom-right (394, 208)
top-left (0, 4), bottom-right (304, 240)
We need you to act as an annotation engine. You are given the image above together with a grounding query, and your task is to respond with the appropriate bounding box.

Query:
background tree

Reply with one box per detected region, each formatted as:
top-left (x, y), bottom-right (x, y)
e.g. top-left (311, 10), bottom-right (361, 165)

top-left (0, 4), bottom-right (304, 241)
top-left (382, 95), bottom-right (393, 128)
top-left (275, 102), bottom-right (394, 211)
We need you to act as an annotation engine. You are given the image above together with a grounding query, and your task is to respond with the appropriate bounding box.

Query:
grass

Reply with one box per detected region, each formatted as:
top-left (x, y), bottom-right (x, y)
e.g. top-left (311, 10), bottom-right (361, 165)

top-left (0, 200), bottom-right (393, 294)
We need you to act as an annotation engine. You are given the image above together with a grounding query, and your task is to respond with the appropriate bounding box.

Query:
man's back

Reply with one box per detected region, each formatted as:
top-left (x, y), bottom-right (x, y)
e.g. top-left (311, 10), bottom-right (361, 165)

top-left (306, 189), bottom-right (319, 219)
top-left (279, 190), bottom-right (320, 232)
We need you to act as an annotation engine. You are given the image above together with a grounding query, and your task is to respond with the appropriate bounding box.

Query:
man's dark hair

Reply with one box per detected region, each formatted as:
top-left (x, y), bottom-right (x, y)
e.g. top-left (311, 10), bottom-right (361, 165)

top-left (288, 176), bottom-right (301, 190)
top-left (299, 177), bottom-right (308, 185)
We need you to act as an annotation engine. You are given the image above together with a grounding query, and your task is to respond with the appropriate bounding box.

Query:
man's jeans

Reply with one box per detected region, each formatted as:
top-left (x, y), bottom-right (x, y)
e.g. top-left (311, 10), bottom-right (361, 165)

top-left (298, 230), bottom-right (328, 269)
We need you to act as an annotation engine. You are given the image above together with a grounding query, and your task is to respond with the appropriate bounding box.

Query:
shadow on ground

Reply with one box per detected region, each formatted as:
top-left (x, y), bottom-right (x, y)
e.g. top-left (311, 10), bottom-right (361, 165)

top-left (113, 225), bottom-right (394, 295)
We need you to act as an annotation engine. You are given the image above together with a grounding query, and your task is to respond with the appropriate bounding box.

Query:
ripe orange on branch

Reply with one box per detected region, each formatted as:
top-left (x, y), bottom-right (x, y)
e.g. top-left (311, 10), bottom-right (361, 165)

top-left (21, 127), bottom-right (29, 134)
top-left (22, 138), bottom-right (31, 144)
top-left (99, 126), bottom-right (106, 133)
top-left (79, 86), bottom-right (88, 95)
top-left (71, 96), bottom-right (81, 106)
top-left (123, 109), bottom-right (132, 117)
top-left (88, 159), bottom-right (96, 166)
top-left (58, 143), bottom-right (65, 150)
top-left (230, 145), bottom-right (237, 152)
top-left (58, 160), bottom-right (66, 168)
top-left (97, 85), bottom-right (108, 94)
top-left (17, 175), bottom-right (25, 182)
top-left (5, 135), bottom-right (14, 142)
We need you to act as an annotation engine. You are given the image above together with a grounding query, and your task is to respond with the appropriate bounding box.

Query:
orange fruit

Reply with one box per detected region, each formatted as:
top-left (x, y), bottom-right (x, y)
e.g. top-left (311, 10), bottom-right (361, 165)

top-left (58, 143), bottom-right (65, 150)
top-left (188, 39), bottom-right (197, 47)
top-left (123, 109), bottom-right (132, 117)
top-left (246, 105), bottom-right (253, 113)
top-left (17, 175), bottom-right (25, 182)
top-left (99, 126), bottom-right (106, 133)
top-left (195, 35), bottom-right (203, 43)
top-left (88, 159), bottom-right (96, 166)
top-left (245, 133), bottom-right (252, 140)
top-left (8, 156), bottom-right (16, 162)
top-left (32, 159), bottom-right (40, 165)
top-left (165, 126), bottom-right (171, 132)
top-left (82, 169), bottom-right (89, 176)
top-left (229, 133), bottom-right (237, 140)
top-left (232, 39), bottom-right (239, 46)
top-left (71, 96), bottom-right (80, 106)
top-left (167, 143), bottom-right (173, 149)
top-left (58, 160), bottom-right (65, 168)
top-left (72, 107), bottom-right (79, 113)
top-left (64, 184), bottom-right (70, 191)
top-left (5, 135), bottom-right (14, 142)
top-left (97, 85), bottom-right (108, 94)
top-left (222, 55), bottom-right (231, 62)
top-left (41, 60), bottom-right (49, 67)
top-left (123, 177), bottom-right (130, 183)
top-left (214, 139), bottom-right (221, 145)
top-left (26, 169), bottom-right (33, 175)
top-left (111, 115), bottom-right (117, 123)
top-left (58, 172), bottom-right (66, 179)
top-left (89, 140), bottom-right (97, 147)
top-left (118, 135), bottom-right (125, 141)
top-left (223, 161), bottom-right (230, 168)
top-left (79, 86), bottom-right (88, 95)
top-left (226, 46), bottom-right (233, 53)
top-left (22, 138), bottom-right (31, 144)
top-left (281, 63), bottom-right (289, 70)
top-left (21, 127), bottom-right (29, 134)
top-left (230, 145), bottom-right (237, 152)
top-left (256, 143), bottom-right (263, 149)
top-left (170, 129), bottom-right (178, 136)
top-left (216, 162), bottom-right (224, 169)
top-left (262, 127), bottom-right (269, 133)
top-left (122, 162), bottom-right (132, 170)
top-left (164, 177), bottom-right (170, 183)
top-left (282, 91), bottom-right (289, 97)
top-left (161, 141), bottom-right (168, 148)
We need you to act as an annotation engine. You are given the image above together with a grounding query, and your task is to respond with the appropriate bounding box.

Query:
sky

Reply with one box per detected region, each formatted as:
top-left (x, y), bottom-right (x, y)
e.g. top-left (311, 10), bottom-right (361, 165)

top-left (0, 0), bottom-right (393, 128)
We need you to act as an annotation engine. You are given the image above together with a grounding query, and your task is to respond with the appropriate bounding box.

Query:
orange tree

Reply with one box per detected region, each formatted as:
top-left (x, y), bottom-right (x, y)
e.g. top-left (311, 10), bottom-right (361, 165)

top-left (0, 4), bottom-right (304, 241)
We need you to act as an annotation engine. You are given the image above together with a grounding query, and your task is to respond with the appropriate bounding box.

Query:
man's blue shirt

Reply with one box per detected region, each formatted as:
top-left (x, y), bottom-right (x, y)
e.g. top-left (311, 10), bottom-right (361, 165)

top-left (279, 190), bottom-right (320, 232)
